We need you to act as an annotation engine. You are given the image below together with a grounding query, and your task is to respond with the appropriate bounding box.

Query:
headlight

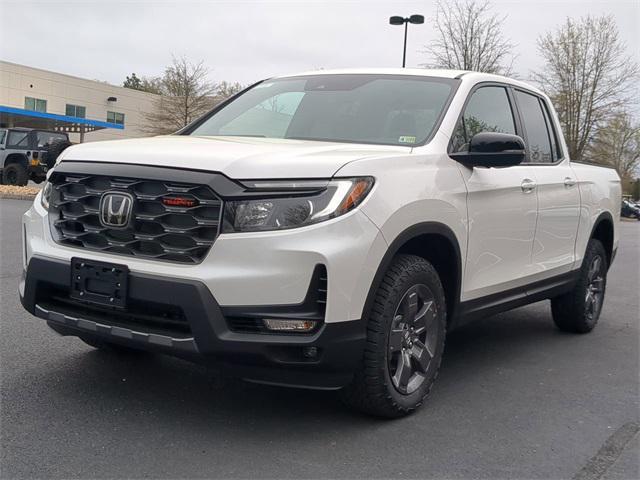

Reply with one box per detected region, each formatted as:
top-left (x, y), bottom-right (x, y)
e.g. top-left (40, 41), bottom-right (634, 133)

top-left (222, 177), bottom-right (374, 233)
top-left (40, 181), bottom-right (52, 210)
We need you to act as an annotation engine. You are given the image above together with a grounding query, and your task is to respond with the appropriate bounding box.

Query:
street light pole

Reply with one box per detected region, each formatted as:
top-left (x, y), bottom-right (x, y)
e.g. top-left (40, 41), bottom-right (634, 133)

top-left (389, 14), bottom-right (425, 68)
top-left (402, 22), bottom-right (408, 68)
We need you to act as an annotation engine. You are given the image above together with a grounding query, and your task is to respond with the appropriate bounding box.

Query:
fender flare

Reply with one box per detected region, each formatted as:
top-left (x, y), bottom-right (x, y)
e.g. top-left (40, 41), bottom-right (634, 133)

top-left (3, 153), bottom-right (29, 169)
top-left (588, 210), bottom-right (615, 265)
top-left (359, 222), bottom-right (463, 324)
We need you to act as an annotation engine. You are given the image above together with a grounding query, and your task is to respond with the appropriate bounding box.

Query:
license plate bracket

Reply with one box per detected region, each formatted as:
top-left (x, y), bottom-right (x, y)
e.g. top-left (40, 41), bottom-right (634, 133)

top-left (70, 258), bottom-right (129, 308)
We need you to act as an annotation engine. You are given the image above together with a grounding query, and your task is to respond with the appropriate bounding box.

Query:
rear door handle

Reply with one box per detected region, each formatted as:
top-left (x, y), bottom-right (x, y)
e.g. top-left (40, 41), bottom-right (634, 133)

top-left (521, 179), bottom-right (537, 193)
top-left (564, 177), bottom-right (576, 187)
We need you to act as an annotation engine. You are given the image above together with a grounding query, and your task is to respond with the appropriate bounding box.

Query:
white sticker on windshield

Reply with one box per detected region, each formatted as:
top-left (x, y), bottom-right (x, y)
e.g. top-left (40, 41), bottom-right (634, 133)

top-left (398, 136), bottom-right (416, 144)
top-left (254, 83), bottom-right (274, 89)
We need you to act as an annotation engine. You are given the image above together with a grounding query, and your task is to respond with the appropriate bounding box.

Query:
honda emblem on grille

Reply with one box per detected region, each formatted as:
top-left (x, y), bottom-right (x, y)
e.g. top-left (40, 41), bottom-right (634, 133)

top-left (99, 192), bottom-right (134, 228)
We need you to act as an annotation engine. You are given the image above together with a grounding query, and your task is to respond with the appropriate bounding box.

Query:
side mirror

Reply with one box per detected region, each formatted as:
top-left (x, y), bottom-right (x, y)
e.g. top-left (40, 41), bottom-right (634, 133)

top-left (450, 132), bottom-right (526, 168)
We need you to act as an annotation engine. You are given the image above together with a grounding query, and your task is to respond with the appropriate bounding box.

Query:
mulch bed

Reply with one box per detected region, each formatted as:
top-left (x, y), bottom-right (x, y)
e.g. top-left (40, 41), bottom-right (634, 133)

top-left (0, 185), bottom-right (40, 200)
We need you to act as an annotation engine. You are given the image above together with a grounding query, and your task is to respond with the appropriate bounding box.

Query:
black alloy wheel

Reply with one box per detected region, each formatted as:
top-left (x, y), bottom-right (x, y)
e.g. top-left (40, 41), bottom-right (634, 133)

top-left (584, 254), bottom-right (605, 323)
top-left (388, 284), bottom-right (439, 395)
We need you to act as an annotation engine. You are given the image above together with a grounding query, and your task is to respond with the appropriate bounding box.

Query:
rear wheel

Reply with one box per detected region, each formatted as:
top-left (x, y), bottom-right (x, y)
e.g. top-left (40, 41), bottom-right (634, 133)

top-left (551, 239), bottom-right (608, 333)
top-left (341, 254), bottom-right (446, 418)
top-left (3, 163), bottom-right (28, 186)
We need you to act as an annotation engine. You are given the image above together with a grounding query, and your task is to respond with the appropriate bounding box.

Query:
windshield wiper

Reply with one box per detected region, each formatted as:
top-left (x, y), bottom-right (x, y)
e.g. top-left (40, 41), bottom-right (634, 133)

top-left (286, 136), bottom-right (338, 142)
top-left (223, 134), bottom-right (267, 138)
top-left (286, 136), bottom-right (401, 146)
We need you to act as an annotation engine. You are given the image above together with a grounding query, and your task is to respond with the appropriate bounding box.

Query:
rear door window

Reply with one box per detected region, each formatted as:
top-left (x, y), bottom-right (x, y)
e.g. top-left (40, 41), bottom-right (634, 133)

top-left (515, 90), bottom-right (554, 164)
top-left (36, 132), bottom-right (68, 148)
top-left (540, 100), bottom-right (562, 161)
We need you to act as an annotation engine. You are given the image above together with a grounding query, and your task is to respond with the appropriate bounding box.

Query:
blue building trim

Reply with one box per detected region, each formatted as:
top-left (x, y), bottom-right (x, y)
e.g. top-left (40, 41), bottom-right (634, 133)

top-left (0, 105), bottom-right (125, 130)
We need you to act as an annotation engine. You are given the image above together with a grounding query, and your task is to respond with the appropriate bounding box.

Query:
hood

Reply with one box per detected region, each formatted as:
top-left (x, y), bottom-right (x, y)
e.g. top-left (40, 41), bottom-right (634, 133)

top-left (60, 135), bottom-right (410, 179)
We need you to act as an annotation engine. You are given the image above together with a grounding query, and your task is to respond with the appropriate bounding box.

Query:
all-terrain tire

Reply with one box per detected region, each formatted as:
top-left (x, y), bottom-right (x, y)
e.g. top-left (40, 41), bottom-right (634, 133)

top-left (3, 163), bottom-right (29, 186)
top-left (43, 139), bottom-right (72, 168)
top-left (551, 239), bottom-right (608, 333)
top-left (340, 254), bottom-right (447, 418)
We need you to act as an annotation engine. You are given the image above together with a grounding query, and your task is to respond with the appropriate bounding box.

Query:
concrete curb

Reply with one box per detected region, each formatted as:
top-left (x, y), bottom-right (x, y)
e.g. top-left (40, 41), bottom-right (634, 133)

top-left (0, 193), bottom-right (37, 201)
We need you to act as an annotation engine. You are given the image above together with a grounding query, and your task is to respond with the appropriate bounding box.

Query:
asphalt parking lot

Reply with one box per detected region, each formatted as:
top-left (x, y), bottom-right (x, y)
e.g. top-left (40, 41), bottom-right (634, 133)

top-left (1, 198), bottom-right (638, 480)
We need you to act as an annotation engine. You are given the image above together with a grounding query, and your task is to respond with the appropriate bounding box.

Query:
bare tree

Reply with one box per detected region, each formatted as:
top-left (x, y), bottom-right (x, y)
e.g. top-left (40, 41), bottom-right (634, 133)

top-left (423, 0), bottom-right (516, 74)
top-left (142, 57), bottom-right (217, 135)
top-left (215, 81), bottom-right (244, 102)
top-left (123, 73), bottom-right (162, 95)
top-left (533, 15), bottom-right (638, 161)
top-left (585, 112), bottom-right (640, 182)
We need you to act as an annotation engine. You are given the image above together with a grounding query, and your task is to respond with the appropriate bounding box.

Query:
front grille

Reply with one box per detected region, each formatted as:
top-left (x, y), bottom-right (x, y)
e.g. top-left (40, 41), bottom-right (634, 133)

top-left (49, 173), bottom-right (222, 264)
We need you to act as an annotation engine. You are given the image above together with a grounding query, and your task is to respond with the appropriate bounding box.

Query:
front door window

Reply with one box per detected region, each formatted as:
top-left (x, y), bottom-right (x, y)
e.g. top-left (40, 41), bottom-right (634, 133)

top-left (451, 86), bottom-right (516, 152)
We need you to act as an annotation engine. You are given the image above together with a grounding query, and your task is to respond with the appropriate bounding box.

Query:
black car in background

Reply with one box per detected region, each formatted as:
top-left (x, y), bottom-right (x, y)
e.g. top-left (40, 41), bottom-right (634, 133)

top-left (621, 199), bottom-right (640, 220)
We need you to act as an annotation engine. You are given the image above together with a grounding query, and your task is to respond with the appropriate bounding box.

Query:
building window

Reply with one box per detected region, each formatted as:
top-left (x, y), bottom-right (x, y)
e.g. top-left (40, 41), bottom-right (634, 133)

top-left (107, 111), bottom-right (125, 126)
top-left (66, 104), bottom-right (86, 118)
top-left (25, 97), bottom-right (47, 113)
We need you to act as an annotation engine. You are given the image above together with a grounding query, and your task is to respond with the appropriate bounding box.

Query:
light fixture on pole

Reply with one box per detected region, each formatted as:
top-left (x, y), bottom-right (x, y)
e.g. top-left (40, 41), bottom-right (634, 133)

top-left (389, 14), bottom-right (425, 68)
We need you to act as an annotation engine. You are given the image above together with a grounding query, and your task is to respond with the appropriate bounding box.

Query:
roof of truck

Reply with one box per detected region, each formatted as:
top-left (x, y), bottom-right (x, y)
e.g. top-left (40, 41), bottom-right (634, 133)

top-left (273, 68), bottom-right (545, 96)
top-left (275, 67), bottom-right (468, 79)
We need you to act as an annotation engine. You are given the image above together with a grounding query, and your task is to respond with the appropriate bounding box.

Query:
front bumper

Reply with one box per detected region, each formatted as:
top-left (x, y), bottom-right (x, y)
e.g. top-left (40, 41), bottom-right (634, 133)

top-left (20, 256), bottom-right (366, 389)
top-left (28, 162), bottom-right (47, 177)
top-left (23, 190), bottom-right (387, 323)
top-left (21, 163), bottom-right (389, 388)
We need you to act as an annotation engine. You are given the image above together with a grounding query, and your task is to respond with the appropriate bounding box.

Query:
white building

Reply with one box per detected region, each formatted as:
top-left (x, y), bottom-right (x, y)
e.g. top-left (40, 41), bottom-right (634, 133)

top-left (0, 60), bottom-right (158, 143)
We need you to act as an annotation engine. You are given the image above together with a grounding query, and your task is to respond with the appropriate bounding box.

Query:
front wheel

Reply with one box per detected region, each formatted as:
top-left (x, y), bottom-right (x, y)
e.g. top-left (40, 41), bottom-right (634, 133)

top-left (551, 239), bottom-right (608, 333)
top-left (3, 164), bottom-right (29, 186)
top-left (341, 254), bottom-right (446, 418)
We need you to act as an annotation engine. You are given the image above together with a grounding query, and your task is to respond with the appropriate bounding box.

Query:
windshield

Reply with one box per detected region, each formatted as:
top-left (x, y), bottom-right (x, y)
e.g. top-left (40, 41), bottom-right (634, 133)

top-left (189, 74), bottom-right (457, 146)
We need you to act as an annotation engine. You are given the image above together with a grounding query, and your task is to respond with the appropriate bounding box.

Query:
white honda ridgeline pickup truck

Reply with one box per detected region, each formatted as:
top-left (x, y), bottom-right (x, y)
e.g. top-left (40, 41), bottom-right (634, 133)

top-left (20, 69), bottom-right (621, 417)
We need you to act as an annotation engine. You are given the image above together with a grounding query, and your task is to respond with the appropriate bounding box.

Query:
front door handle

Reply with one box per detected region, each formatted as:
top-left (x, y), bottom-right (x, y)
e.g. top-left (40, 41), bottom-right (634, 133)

top-left (564, 177), bottom-right (576, 187)
top-left (521, 178), bottom-right (537, 193)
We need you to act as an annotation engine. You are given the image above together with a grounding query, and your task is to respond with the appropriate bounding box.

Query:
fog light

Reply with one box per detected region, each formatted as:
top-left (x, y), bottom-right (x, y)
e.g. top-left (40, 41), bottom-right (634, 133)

top-left (263, 319), bottom-right (316, 332)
